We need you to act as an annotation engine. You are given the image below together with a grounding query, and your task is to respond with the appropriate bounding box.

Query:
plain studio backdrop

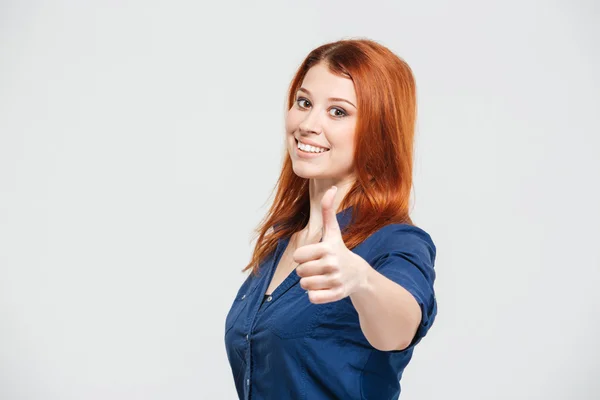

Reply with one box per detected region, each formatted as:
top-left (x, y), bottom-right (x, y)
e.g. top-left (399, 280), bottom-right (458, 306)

top-left (1, 1), bottom-right (598, 399)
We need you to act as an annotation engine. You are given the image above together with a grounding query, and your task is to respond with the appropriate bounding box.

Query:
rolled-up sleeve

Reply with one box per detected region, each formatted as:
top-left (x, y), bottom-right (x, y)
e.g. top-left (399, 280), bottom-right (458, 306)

top-left (368, 224), bottom-right (438, 348)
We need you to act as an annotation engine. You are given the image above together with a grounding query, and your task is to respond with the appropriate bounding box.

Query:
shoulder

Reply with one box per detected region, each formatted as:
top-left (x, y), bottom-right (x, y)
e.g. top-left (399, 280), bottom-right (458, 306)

top-left (362, 223), bottom-right (436, 265)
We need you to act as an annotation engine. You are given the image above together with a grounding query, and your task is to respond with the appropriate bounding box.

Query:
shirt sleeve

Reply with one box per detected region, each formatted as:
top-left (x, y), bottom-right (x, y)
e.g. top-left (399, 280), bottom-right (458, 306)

top-left (367, 224), bottom-right (438, 349)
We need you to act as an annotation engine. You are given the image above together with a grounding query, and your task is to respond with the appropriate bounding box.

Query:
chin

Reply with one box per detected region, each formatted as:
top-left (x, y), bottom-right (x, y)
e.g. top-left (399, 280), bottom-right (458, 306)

top-left (292, 160), bottom-right (334, 178)
top-left (291, 164), bottom-right (320, 179)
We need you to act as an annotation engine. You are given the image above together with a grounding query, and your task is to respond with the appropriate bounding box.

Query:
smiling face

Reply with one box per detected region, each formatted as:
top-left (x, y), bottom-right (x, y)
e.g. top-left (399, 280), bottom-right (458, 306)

top-left (285, 62), bottom-right (358, 182)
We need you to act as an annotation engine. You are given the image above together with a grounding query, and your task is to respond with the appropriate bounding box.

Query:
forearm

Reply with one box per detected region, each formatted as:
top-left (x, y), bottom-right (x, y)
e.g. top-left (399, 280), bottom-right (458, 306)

top-left (349, 258), bottom-right (422, 351)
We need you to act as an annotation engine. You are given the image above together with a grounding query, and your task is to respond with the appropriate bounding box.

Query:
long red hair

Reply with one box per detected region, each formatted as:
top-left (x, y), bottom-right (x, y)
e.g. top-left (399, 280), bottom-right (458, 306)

top-left (243, 38), bottom-right (418, 275)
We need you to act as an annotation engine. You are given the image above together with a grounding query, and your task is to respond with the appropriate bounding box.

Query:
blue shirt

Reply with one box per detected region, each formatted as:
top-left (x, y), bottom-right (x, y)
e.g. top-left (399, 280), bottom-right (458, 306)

top-left (224, 207), bottom-right (437, 399)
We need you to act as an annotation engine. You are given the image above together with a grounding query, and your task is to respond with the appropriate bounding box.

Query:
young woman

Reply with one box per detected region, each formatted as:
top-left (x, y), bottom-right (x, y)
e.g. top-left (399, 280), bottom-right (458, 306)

top-left (224, 38), bottom-right (437, 399)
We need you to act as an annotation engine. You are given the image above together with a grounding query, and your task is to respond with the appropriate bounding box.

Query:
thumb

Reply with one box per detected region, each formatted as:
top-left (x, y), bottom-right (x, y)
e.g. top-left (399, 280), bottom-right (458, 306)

top-left (321, 186), bottom-right (341, 241)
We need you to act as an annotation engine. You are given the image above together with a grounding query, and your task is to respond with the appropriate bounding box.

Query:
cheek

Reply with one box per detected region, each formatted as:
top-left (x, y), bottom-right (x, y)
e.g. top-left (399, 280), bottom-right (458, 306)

top-left (329, 130), bottom-right (356, 154)
top-left (285, 109), bottom-right (302, 133)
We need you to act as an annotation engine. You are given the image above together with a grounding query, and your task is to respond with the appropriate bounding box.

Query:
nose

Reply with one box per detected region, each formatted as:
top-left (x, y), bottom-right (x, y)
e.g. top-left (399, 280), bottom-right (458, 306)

top-left (298, 109), bottom-right (323, 135)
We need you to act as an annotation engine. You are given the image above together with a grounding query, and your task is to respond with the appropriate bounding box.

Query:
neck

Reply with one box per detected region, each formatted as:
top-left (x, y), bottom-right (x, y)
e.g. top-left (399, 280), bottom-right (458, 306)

top-left (302, 177), bottom-right (354, 238)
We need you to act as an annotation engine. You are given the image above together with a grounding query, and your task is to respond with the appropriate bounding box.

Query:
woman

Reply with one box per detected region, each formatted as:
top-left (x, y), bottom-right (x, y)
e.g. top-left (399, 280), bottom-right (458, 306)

top-left (224, 38), bottom-right (437, 399)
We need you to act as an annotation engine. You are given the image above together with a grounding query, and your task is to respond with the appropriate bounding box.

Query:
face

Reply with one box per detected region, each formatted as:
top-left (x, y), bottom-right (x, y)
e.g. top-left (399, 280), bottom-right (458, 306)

top-left (285, 62), bottom-right (358, 182)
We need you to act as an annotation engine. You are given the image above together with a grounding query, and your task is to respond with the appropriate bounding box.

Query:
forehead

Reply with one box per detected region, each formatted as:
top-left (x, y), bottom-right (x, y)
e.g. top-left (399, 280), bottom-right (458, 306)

top-left (301, 63), bottom-right (356, 102)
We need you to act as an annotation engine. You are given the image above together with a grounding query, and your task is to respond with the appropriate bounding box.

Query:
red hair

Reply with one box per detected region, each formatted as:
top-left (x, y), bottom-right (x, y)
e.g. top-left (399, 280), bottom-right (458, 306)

top-left (243, 38), bottom-right (418, 274)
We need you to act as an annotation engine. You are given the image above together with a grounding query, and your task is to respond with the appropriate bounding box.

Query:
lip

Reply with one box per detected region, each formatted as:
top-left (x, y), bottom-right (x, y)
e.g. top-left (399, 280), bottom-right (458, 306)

top-left (295, 137), bottom-right (330, 150)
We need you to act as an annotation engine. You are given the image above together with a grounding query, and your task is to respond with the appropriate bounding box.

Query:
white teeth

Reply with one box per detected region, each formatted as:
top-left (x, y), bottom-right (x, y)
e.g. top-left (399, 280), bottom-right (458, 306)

top-left (297, 140), bottom-right (328, 153)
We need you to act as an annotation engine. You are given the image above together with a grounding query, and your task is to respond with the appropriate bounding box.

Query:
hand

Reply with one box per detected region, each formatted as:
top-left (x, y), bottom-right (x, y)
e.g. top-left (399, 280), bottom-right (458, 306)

top-left (294, 186), bottom-right (369, 304)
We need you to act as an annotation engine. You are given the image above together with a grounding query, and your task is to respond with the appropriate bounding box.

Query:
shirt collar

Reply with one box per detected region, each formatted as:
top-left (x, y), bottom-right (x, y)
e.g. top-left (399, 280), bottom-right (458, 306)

top-left (336, 205), bottom-right (355, 232)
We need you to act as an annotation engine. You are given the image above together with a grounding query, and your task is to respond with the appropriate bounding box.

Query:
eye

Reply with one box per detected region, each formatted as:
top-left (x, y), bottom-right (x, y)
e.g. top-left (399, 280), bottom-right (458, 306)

top-left (296, 97), bottom-right (311, 109)
top-left (295, 97), bottom-right (348, 119)
top-left (329, 107), bottom-right (347, 118)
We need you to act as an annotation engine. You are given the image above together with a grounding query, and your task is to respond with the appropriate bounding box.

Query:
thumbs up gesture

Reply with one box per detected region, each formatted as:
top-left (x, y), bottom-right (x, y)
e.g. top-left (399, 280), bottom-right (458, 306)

top-left (294, 186), bottom-right (369, 304)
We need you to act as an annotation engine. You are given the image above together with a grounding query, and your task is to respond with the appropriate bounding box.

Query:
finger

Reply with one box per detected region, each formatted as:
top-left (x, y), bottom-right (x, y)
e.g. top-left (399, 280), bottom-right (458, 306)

top-left (299, 275), bottom-right (333, 291)
top-left (295, 258), bottom-right (333, 277)
top-left (307, 287), bottom-right (345, 304)
top-left (293, 242), bottom-right (331, 264)
top-left (321, 186), bottom-right (341, 241)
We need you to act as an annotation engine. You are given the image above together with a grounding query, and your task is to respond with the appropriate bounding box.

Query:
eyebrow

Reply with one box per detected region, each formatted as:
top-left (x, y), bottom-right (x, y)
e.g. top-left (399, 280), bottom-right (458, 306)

top-left (297, 87), bottom-right (356, 109)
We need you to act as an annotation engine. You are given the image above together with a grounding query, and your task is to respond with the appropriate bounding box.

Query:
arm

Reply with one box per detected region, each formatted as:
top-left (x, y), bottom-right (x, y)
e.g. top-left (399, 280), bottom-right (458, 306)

top-left (349, 256), bottom-right (422, 351)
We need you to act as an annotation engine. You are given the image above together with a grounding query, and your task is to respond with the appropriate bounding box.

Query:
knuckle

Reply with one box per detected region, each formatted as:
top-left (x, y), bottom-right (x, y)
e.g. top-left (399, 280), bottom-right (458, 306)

top-left (325, 257), bottom-right (339, 272)
top-left (323, 254), bottom-right (334, 266)
top-left (330, 274), bottom-right (342, 286)
top-left (322, 242), bottom-right (333, 254)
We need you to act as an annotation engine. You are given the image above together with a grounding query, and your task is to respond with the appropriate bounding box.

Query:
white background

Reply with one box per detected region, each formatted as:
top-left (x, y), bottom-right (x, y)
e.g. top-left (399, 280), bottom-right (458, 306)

top-left (1, 1), bottom-right (599, 399)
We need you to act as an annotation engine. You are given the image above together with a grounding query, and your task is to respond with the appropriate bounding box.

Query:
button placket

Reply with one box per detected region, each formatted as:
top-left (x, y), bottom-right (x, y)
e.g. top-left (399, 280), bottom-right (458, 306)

top-left (244, 241), bottom-right (286, 399)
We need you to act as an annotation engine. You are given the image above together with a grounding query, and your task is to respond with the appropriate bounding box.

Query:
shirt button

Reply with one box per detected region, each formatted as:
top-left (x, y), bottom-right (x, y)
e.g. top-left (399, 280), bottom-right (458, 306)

top-left (246, 378), bottom-right (250, 386)
top-left (241, 294), bottom-right (246, 300)
top-left (266, 295), bottom-right (273, 302)
top-left (246, 334), bottom-right (249, 341)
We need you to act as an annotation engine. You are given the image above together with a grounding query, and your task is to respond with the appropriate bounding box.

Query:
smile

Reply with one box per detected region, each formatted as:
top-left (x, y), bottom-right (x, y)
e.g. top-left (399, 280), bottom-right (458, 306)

top-left (295, 138), bottom-right (330, 153)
